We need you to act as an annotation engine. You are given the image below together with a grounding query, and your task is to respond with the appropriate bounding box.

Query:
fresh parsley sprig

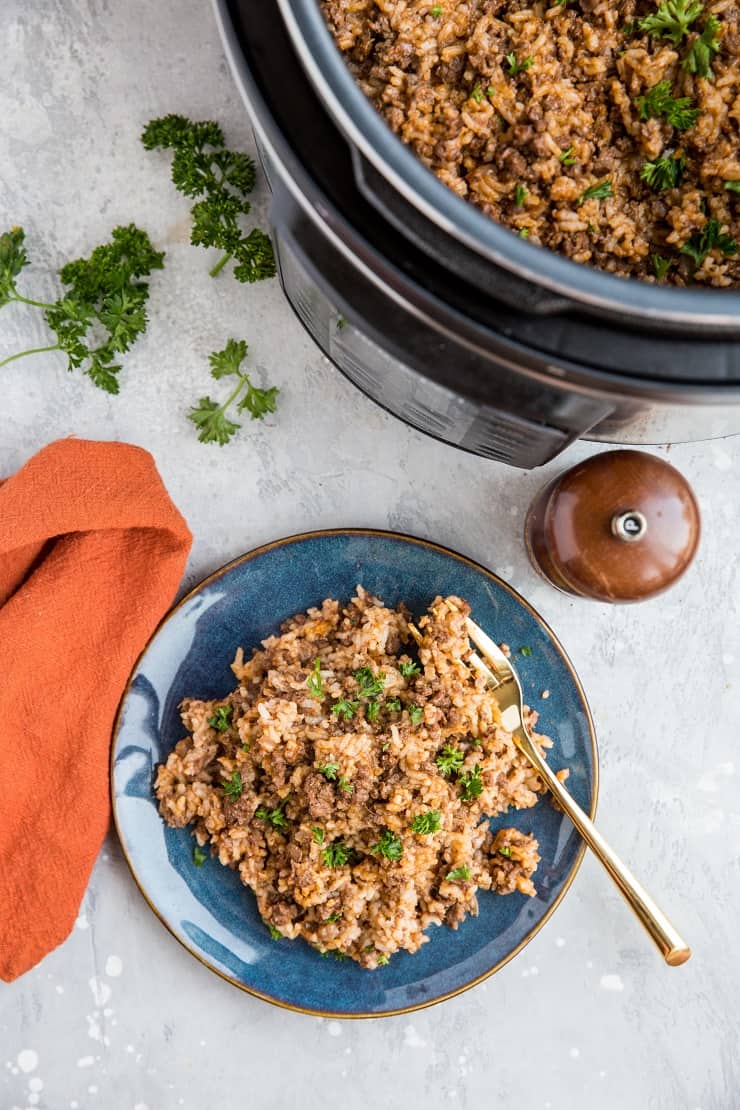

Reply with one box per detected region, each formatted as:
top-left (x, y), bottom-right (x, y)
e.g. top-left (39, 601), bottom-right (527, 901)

top-left (354, 667), bottom-right (386, 698)
top-left (142, 114), bottom-right (275, 284)
top-left (651, 254), bottom-right (674, 281)
top-left (307, 657), bottom-right (324, 700)
top-left (506, 53), bottom-right (534, 76)
top-left (188, 338), bottom-right (279, 446)
top-left (370, 830), bottom-right (404, 861)
top-left (638, 0), bottom-right (703, 45)
top-left (640, 153), bottom-right (687, 191)
top-left (459, 764), bottom-right (484, 801)
top-left (682, 15), bottom-right (722, 77)
top-left (680, 218), bottom-right (737, 267)
top-left (208, 705), bottom-right (233, 731)
top-left (635, 81), bottom-right (698, 130)
top-left (446, 865), bottom-right (471, 882)
top-left (223, 771), bottom-right (244, 800)
top-left (255, 795), bottom-right (290, 830)
top-left (0, 225), bottom-right (163, 392)
top-left (435, 744), bottom-right (464, 777)
top-left (576, 179), bottom-right (613, 207)
top-left (410, 810), bottom-right (442, 835)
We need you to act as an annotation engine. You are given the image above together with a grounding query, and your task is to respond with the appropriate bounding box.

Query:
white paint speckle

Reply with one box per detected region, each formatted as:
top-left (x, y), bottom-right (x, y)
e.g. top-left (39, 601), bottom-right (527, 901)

top-left (555, 937), bottom-right (566, 948)
top-left (327, 1021), bottom-right (342, 1037)
top-left (55, 984), bottom-right (64, 995)
top-left (722, 653), bottom-right (734, 666)
top-left (75, 914), bottom-right (89, 930)
top-left (71, 1103), bottom-right (79, 1109)
top-left (600, 974), bottom-right (624, 992)
top-left (28, 1095), bottom-right (40, 1106)
top-left (403, 1025), bottom-right (427, 1048)
top-left (569, 1047), bottom-right (580, 1059)
top-left (586, 961), bottom-right (594, 969)
top-left (126, 1046), bottom-right (135, 1054)
top-left (134, 1103), bottom-right (149, 1110)
top-left (88, 1085), bottom-right (99, 1095)
top-left (87, 1014), bottom-right (103, 1042)
top-left (530, 965), bottom-right (539, 975)
top-left (10, 1066), bottom-right (18, 1075)
top-left (105, 955), bottom-right (123, 977)
top-left (88, 978), bottom-right (111, 1007)
top-left (17, 1051), bottom-right (38, 1074)
top-left (713, 447), bottom-right (733, 471)
top-left (599, 1071), bottom-right (607, 1078)
top-left (199, 1040), bottom-right (206, 1048)
top-left (29, 1079), bottom-right (43, 1092)
top-left (103, 1008), bottom-right (113, 1017)
top-left (77, 1056), bottom-right (95, 1068)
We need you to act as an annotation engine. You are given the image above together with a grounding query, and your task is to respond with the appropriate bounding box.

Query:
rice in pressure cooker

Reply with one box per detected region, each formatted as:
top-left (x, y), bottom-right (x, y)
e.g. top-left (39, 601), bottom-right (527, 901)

top-left (320, 0), bottom-right (740, 286)
top-left (155, 591), bottom-right (557, 968)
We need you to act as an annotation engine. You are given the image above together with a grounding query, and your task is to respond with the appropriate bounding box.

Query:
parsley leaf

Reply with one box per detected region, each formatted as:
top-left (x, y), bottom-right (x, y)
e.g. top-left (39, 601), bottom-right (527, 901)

top-left (410, 810), bottom-right (442, 834)
top-left (506, 53), bottom-right (534, 76)
top-left (338, 776), bottom-right (354, 796)
top-left (559, 146), bottom-right (577, 165)
top-left (576, 179), bottom-right (613, 206)
top-left (436, 744), bottom-right (464, 777)
top-left (208, 705), bottom-right (233, 731)
top-left (312, 826), bottom-right (325, 844)
top-left (682, 15), bottom-right (722, 77)
top-left (307, 657), bottom-right (324, 699)
top-left (635, 81), bottom-right (698, 130)
top-left (446, 865), bottom-right (471, 882)
top-left (223, 771), bottom-right (244, 800)
top-left (638, 0), bottom-right (703, 45)
top-left (193, 844), bottom-right (208, 867)
top-left (680, 218), bottom-right (737, 267)
top-left (317, 761), bottom-right (339, 780)
top-left (370, 830), bottom-right (404, 861)
top-left (142, 113), bottom-right (275, 283)
top-left (188, 338), bottom-right (279, 445)
top-left (640, 153), bottom-right (687, 191)
top-left (651, 254), bottom-right (674, 280)
top-left (398, 660), bottom-right (421, 677)
top-left (331, 698), bottom-right (359, 720)
top-left (459, 763), bottom-right (484, 801)
top-left (725, 181), bottom-right (740, 194)
top-left (498, 845), bottom-right (513, 858)
top-left (514, 184), bottom-right (528, 207)
top-left (325, 912), bottom-right (341, 923)
top-left (354, 667), bottom-right (386, 698)
top-left (255, 795), bottom-right (290, 830)
top-left (519, 645), bottom-right (533, 657)
top-left (0, 224), bottom-right (164, 391)
top-left (408, 704), bottom-right (423, 725)
top-left (376, 953), bottom-right (390, 966)
top-left (470, 84), bottom-right (485, 104)
top-left (366, 699), bottom-right (380, 722)
top-left (267, 923), bottom-right (283, 940)
top-left (385, 697), bottom-right (402, 712)
top-left (430, 3), bottom-right (442, 14)
top-left (322, 842), bottom-right (352, 868)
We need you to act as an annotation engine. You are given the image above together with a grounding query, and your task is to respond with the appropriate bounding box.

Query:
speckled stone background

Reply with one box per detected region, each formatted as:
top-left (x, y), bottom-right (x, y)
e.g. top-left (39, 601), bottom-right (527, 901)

top-left (2, 2), bottom-right (739, 1108)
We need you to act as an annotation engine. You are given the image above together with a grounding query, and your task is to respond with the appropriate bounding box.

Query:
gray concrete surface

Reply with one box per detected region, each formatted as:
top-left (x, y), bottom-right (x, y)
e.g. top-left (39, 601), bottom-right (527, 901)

top-left (1, 2), bottom-right (738, 1108)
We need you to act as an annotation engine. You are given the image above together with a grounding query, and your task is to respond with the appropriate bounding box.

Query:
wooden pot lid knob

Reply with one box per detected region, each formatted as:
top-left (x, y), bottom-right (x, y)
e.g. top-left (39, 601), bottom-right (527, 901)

top-left (525, 449), bottom-right (701, 603)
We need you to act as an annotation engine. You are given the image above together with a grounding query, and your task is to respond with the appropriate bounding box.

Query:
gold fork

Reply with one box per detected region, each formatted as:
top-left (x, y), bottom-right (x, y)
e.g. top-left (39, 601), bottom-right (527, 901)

top-left (408, 603), bottom-right (691, 966)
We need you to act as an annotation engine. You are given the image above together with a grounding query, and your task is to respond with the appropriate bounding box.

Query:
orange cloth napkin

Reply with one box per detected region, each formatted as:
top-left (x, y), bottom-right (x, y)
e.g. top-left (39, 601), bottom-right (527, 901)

top-left (0, 439), bottom-right (192, 981)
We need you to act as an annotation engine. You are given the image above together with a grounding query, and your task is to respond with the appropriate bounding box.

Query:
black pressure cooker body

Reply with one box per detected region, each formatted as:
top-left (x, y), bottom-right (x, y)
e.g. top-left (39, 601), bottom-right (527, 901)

top-left (215, 0), bottom-right (740, 468)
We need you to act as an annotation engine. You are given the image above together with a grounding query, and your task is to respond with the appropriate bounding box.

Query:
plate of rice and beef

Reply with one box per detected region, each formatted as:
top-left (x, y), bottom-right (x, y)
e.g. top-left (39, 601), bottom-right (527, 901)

top-left (112, 529), bottom-right (597, 1017)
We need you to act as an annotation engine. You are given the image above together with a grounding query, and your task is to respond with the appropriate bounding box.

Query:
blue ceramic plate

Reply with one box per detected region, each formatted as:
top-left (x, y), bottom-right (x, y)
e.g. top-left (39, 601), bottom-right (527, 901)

top-left (112, 529), bottom-right (597, 1017)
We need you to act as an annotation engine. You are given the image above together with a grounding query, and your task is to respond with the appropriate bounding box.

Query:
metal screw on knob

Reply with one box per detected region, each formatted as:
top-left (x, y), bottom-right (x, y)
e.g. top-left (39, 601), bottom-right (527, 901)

top-left (611, 510), bottom-right (648, 543)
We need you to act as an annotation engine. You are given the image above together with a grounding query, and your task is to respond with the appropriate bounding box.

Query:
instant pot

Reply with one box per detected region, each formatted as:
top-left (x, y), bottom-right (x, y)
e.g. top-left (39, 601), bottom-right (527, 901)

top-left (214, 0), bottom-right (740, 468)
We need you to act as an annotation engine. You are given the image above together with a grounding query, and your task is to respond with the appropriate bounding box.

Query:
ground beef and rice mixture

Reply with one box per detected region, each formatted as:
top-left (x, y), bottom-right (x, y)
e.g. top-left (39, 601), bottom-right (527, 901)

top-left (320, 0), bottom-right (740, 286)
top-left (155, 591), bottom-right (558, 968)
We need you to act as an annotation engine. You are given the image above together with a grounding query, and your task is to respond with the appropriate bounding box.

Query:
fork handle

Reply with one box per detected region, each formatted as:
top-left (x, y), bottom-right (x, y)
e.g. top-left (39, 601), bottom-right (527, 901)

top-left (518, 731), bottom-right (691, 966)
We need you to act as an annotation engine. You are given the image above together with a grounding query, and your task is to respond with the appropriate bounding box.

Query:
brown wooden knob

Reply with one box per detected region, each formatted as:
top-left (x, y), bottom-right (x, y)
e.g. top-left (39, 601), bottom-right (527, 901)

top-left (524, 449), bottom-right (701, 603)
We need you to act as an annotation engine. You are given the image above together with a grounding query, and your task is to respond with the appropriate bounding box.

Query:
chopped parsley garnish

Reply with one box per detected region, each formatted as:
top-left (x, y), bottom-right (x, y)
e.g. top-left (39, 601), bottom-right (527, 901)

top-left (459, 763), bottom-right (484, 801)
top-left (208, 704), bottom-right (233, 731)
top-left (559, 146), bottom-right (577, 165)
top-left (311, 826), bottom-right (325, 844)
top-left (635, 81), bottom-right (698, 131)
top-left (554, 0), bottom-right (573, 6)
top-left (325, 912), bottom-right (341, 923)
top-left (651, 254), bottom-right (674, 281)
top-left (576, 179), bottom-right (613, 207)
top-left (255, 795), bottom-right (290, 830)
top-left (399, 660), bottom-right (421, 677)
top-left (514, 184), bottom-right (528, 207)
top-left (519, 645), bottom-right (533, 657)
top-left (506, 52), bottom-right (534, 76)
top-left (370, 829), bottom-right (404, 861)
top-left (519, 229), bottom-right (531, 239)
top-left (354, 667), bottom-right (386, 698)
top-left (267, 924), bottom-right (283, 940)
top-left (446, 866), bottom-right (471, 882)
top-left (725, 181), bottom-right (740, 194)
top-left (622, 19), bottom-right (640, 33)
top-left (640, 153), bottom-right (686, 191)
top-left (193, 845), bottom-right (208, 867)
top-left (223, 772), bottom-right (244, 800)
top-left (408, 704), bottom-right (423, 725)
top-left (366, 699), bottom-right (380, 722)
top-left (680, 218), bottom-right (737, 267)
top-left (385, 697), bottom-right (402, 712)
top-left (471, 84), bottom-right (485, 104)
top-left (338, 776), bottom-right (354, 796)
top-left (498, 845), bottom-right (513, 858)
top-left (332, 698), bottom-right (359, 720)
top-left (436, 744), bottom-right (464, 777)
top-left (410, 810), bottom-right (442, 835)
top-left (317, 761), bottom-right (339, 781)
top-left (638, 0), bottom-right (703, 45)
top-left (376, 953), bottom-right (390, 965)
top-left (430, 3), bottom-right (442, 14)
top-left (307, 657), bottom-right (323, 699)
top-left (682, 15), bottom-right (722, 77)
top-left (189, 338), bottom-right (279, 446)
top-left (322, 842), bottom-right (351, 868)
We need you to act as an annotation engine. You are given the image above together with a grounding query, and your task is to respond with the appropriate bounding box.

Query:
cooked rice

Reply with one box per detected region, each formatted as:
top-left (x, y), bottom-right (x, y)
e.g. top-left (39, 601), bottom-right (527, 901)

top-left (155, 590), bottom-right (556, 968)
top-left (320, 0), bottom-right (740, 286)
